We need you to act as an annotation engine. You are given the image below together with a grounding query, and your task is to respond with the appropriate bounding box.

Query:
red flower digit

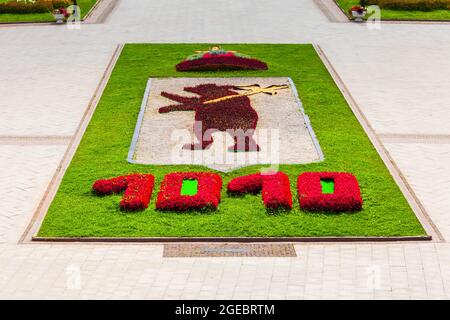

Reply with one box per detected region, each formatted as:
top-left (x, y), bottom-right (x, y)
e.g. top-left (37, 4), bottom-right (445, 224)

top-left (92, 174), bottom-right (155, 211)
top-left (227, 172), bottom-right (292, 210)
top-left (156, 172), bottom-right (222, 211)
top-left (297, 172), bottom-right (363, 212)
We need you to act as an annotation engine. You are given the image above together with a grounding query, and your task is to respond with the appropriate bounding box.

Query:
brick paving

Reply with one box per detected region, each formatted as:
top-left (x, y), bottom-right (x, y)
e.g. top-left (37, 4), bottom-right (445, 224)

top-left (0, 0), bottom-right (449, 299)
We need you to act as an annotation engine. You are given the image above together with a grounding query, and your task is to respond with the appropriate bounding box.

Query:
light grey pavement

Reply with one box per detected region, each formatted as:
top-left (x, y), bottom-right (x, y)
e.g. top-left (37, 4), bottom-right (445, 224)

top-left (0, 0), bottom-right (450, 299)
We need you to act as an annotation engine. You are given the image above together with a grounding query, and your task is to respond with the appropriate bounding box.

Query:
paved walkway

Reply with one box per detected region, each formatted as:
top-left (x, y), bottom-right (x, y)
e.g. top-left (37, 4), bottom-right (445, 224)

top-left (0, 0), bottom-right (449, 299)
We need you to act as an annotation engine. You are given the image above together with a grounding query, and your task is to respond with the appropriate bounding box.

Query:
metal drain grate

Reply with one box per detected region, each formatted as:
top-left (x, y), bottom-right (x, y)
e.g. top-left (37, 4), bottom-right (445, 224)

top-left (163, 243), bottom-right (297, 257)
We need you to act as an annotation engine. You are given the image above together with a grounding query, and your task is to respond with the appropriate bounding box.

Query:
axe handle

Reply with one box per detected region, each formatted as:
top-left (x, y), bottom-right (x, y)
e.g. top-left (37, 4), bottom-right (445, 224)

top-left (203, 91), bottom-right (259, 104)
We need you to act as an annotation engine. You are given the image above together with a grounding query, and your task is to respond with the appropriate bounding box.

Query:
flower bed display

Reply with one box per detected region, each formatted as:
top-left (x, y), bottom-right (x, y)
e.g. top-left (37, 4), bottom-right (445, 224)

top-left (176, 47), bottom-right (268, 71)
top-left (297, 172), bottom-right (363, 212)
top-left (227, 172), bottom-right (293, 210)
top-left (156, 172), bottom-right (222, 211)
top-left (92, 174), bottom-right (155, 211)
top-left (36, 44), bottom-right (427, 239)
top-left (366, 0), bottom-right (450, 11)
top-left (0, 0), bottom-right (70, 14)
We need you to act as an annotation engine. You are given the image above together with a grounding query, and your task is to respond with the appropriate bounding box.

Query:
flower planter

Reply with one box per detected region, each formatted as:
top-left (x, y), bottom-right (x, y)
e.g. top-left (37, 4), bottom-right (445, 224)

top-left (53, 13), bottom-right (66, 24)
top-left (351, 10), bottom-right (366, 22)
top-left (176, 47), bottom-right (268, 71)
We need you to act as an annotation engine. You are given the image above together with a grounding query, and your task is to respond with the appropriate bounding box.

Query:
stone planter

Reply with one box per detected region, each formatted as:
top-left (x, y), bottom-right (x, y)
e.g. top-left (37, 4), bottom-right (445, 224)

top-left (53, 13), bottom-right (66, 24)
top-left (351, 10), bottom-right (366, 22)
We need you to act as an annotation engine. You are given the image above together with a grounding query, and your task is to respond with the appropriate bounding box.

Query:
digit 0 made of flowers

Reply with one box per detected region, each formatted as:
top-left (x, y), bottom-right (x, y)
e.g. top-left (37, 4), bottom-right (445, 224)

top-left (155, 172), bottom-right (222, 211)
top-left (297, 172), bottom-right (363, 212)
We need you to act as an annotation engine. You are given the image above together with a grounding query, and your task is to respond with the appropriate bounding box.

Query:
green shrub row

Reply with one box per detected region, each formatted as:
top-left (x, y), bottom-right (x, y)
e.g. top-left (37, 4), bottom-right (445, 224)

top-left (0, 0), bottom-right (71, 14)
top-left (367, 0), bottom-right (450, 11)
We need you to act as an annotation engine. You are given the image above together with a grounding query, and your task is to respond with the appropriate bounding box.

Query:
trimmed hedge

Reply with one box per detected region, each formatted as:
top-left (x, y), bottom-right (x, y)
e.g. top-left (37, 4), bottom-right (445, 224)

top-left (367, 0), bottom-right (450, 11)
top-left (0, 0), bottom-right (71, 14)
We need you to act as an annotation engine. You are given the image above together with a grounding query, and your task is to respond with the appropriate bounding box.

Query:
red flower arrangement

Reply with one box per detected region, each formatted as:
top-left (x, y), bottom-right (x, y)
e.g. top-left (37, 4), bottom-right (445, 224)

top-left (53, 7), bottom-right (70, 18)
top-left (227, 172), bottom-right (292, 210)
top-left (92, 174), bottom-right (155, 211)
top-left (176, 47), bottom-right (268, 72)
top-left (349, 5), bottom-right (366, 14)
top-left (297, 172), bottom-right (362, 212)
top-left (156, 172), bottom-right (222, 211)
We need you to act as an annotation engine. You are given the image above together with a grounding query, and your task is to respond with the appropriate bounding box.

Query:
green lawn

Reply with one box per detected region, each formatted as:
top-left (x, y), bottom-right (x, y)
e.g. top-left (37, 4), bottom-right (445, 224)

top-left (336, 0), bottom-right (450, 20)
top-left (0, 0), bottom-right (98, 23)
top-left (37, 44), bottom-right (426, 238)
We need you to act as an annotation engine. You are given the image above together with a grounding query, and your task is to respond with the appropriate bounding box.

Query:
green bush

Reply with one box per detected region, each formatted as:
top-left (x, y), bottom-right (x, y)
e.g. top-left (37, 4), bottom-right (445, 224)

top-left (367, 0), bottom-right (450, 11)
top-left (0, 0), bottom-right (71, 14)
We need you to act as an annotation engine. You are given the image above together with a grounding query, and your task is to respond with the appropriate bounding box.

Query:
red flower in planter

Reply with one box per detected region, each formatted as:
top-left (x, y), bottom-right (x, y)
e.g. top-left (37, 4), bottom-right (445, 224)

top-left (176, 47), bottom-right (268, 71)
top-left (227, 172), bottom-right (292, 210)
top-left (156, 172), bottom-right (222, 211)
top-left (92, 174), bottom-right (155, 211)
top-left (177, 56), bottom-right (268, 71)
top-left (349, 5), bottom-right (366, 14)
top-left (297, 172), bottom-right (362, 212)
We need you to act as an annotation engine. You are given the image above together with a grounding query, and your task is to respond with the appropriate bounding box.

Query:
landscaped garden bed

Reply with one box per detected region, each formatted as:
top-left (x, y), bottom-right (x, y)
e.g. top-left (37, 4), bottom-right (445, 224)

top-left (36, 44), bottom-right (426, 239)
top-left (0, 0), bottom-right (98, 23)
top-left (336, 0), bottom-right (450, 21)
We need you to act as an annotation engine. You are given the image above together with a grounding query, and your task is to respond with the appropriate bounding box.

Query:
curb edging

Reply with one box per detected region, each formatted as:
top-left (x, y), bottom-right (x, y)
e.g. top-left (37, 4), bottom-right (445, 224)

top-left (32, 235), bottom-right (432, 244)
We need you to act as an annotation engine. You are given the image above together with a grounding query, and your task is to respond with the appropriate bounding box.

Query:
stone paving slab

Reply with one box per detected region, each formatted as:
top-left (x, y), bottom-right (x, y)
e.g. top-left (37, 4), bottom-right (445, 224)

top-left (0, 145), bottom-right (66, 244)
top-left (319, 35), bottom-right (450, 135)
top-left (384, 143), bottom-right (450, 240)
top-left (0, 36), bottom-right (115, 136)
top-left (163, 244), bottom-right (297, 257)
top-left (0, 243), bottom-right (447, 299)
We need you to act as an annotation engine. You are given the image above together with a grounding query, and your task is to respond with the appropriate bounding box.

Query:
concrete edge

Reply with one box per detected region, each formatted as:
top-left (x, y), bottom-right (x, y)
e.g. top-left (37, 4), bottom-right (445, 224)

top-left (19, 44), bottom-right (125, 244)
top-left (126, 78), bottom-right (152, 164)
top-left (84, 0), bottom-right (119, 24)
top-left (314, 0), bottom-right (349, 23)
top-left (287, 77), bottom-right (325, 162)
top-left (314, 44), bottom-right (445, 243)
top-left (31, 235), bottom-right (432, 244)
